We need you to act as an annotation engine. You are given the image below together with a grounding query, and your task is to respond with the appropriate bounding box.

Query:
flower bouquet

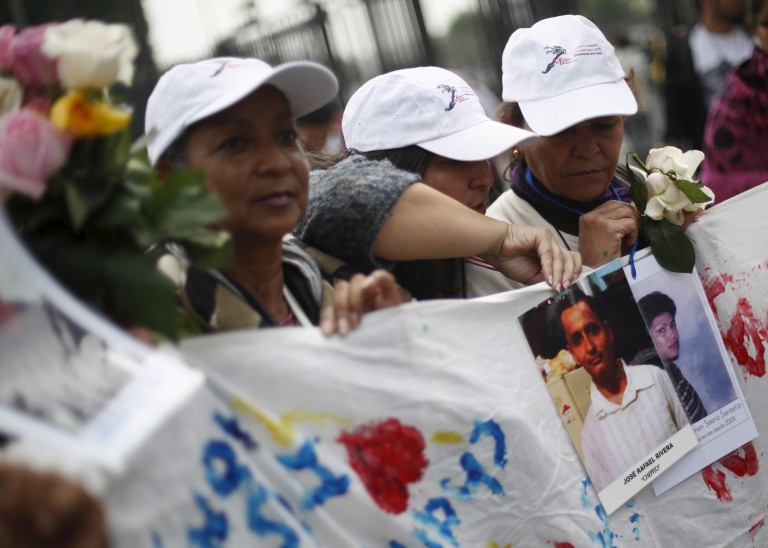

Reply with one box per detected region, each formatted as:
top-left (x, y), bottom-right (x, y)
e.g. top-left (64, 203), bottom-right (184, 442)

top-left (0, 20), bottom-right (232, 339)
top-left (626, 146), bottom-right (715, 273)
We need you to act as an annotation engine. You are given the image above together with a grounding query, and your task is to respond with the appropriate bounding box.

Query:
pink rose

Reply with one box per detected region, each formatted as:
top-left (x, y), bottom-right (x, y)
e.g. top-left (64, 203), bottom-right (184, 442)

top-left (0, 109), bottom-right (72, 200)
top-left (0, 25), bottom-right (15, 69)
top-left (8, 24), bottom-right (58, 86)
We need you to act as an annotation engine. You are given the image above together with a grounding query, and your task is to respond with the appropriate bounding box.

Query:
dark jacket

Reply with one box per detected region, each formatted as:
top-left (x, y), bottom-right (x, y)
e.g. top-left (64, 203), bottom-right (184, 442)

top-left (663, 25), bottom-right (707, 150)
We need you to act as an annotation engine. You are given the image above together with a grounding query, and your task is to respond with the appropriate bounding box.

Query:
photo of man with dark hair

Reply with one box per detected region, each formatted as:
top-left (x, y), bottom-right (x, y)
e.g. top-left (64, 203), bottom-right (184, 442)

top-left (556, 291), bottom-right (688, 492)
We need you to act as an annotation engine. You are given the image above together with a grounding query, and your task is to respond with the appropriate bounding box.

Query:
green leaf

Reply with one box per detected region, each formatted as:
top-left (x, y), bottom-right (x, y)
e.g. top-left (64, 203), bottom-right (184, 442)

top-left (26, 235), bottom-right (108, 304)
top-left (175, 306), bottom-right (204, 338)
top-left (56, 146), bottom-right (118, 224)
top-left (174, 227), bottom-right (231, 246)
top-left (103, 252), bottom-right (178, 339)
top-left (130, 131), bottom-right (156, 156)
top-left (150, 169), bottom-right (229, 236)
top-left (101, 130), bottom-right (132, 175)
top-left (158, 192), bottom-right (227, 236)
top-left (64, 180), bottom-right (91, 230)
top-left (625, 154), bottom-right (648, 213)
top-left (66, 132), bottom-right (131, 184)
top-left (6, 194), bottom-right (62, 232)
top-left (129, 226), bottom-right (162, 250)
top-left (673, 178), bottom-right (712, 203)
top-left (644, 218), bottom-right (695, 273)
top-left (125, 156), bottom-right (155, 184)
top-left (149, 169), bottom-right (205, 207)
top-left (183, 234), bottom-right (234, 270)
top-left (90, 191), bottom-right (143, 230)
top-left (123, 174), bottom-right (153, 200)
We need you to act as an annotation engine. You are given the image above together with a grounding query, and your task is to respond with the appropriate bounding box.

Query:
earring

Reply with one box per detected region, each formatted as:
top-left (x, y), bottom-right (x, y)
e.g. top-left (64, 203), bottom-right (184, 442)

top-left (511, 148), bottom-right (520, 159)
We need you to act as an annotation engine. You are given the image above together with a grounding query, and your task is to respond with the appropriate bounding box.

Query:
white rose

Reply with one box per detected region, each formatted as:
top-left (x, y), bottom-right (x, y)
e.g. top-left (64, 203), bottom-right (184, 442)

top-left (637, 147), bottom-right (714, 225)
top-left (0, 77), bottom-right (22, 118)
top-left (646, 146), bottom-right (704, 180)
top-left (645, 171), bottom-right (669, 196)
top-left (645, 177), bottom-right (690, 225)
top-left (42, 19), bottom-right (138, 89)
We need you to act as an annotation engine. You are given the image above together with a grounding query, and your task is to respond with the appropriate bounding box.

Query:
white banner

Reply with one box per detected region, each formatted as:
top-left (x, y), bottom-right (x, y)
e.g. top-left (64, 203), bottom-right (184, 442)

top-left (2, 184), bottom-right (768, 546)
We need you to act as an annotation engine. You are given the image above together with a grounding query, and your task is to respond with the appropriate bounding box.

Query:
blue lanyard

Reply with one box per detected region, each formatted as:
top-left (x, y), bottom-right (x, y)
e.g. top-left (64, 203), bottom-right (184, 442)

top-left (524, 166), bottom-right (638, 278)
top-left (524, 165), bottom-right (588, 215)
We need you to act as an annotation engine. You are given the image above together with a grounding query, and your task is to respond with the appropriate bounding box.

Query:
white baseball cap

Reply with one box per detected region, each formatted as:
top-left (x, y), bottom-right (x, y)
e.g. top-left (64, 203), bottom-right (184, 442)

top-left (342, 66), bottom-right (537, 162)
top-left (501, 15), bottom-right (637, 136)
top-left (145, 57), bottom-right (339, 164)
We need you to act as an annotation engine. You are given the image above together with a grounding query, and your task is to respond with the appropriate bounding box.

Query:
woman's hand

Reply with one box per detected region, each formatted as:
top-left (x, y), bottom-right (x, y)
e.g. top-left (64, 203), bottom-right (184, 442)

top-left (125, 326), bottom-right (158, 346)
top-left (578, 200), bottom-right (640, 268)
top-left (0, 463), bottom-right (107, 548)
top-left (368, 183), bottom-right (582, 289)
top-left (480, 224), bottom-right (582, 291)
top-left (680, 209), bottom-right (703, 231)
top-left (320, 270), bottom-right (402, 335)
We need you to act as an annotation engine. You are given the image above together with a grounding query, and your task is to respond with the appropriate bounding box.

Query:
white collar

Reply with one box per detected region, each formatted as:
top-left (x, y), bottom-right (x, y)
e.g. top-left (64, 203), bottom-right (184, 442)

top-left (589, 360), bottom-right (656, 418)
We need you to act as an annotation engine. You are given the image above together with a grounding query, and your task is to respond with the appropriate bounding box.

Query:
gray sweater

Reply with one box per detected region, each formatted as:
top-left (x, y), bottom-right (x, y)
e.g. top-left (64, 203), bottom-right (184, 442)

top-left (294, 155), bottom-right (420, 273)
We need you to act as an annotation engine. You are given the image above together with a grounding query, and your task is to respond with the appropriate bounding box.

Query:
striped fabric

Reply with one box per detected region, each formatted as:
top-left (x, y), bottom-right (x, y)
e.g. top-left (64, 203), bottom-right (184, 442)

top-left (666, 361), bottom-right (708, 423)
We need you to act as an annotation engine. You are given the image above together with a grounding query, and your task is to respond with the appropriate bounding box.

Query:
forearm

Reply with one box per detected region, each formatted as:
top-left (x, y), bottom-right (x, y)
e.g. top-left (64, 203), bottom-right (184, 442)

top-left (372, 183), bottom-right (507, 261)
top-left (374, 183), bottom-right (581, 290)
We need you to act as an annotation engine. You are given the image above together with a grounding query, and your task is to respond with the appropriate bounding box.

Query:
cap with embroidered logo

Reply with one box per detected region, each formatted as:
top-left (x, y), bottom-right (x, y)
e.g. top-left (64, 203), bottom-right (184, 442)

top-left (145, 57), bottom-right (338, 165)
top-left (342, 66), bottom-right (537, 162)
top-left (501, 15), bottom-right (637, 136)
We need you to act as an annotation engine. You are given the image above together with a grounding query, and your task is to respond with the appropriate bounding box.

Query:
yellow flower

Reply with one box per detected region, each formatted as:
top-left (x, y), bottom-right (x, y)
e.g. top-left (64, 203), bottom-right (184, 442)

top-left (50, 92), bottom-right (131, 137)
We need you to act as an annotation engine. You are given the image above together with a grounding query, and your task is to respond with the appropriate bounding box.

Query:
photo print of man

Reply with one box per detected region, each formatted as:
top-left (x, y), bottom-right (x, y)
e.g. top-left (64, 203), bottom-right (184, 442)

top-left (519, 260), bottom-right (697, 510)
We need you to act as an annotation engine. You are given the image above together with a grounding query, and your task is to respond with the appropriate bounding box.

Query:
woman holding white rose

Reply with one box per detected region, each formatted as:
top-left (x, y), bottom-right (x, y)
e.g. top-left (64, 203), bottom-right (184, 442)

top-left (466, 15), bottom-right (644, 296)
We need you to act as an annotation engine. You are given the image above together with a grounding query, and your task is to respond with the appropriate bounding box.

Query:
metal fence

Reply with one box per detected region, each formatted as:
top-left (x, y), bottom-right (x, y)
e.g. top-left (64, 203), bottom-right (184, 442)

top-left (214, 0), bottom-right (586, 102)
top-left (215, 0), bottom-right (439, 102)
top-left (0, 0), bottom-right (703, 115)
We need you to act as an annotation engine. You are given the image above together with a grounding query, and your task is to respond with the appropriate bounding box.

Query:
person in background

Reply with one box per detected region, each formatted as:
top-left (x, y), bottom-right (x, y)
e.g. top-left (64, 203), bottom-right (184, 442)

top-left (664, 0), bottom-right (752, 150)
top-left (145, 57), bottom-right (401, 335)
top-left (297, 66), bottom-right (581, 300)
top-left (296, 98), bottom-right (343, 155)
top-left (611, 31), bottom-right (655, 158)
top-left (466, 15), bottom-right (640, 297)
top-left (701, 0), bottom-right (768, 202)
top-left (637, 291), bottom-right (708, 423)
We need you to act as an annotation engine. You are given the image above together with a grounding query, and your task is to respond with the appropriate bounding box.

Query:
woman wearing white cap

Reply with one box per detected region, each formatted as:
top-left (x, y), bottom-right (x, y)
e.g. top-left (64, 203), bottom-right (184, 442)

top-left (466, 15), bottom-right (642, 297)
top-left (146, 57), bottom-right (401, 335)
top-left (295, 66), bottom-right (582, 300)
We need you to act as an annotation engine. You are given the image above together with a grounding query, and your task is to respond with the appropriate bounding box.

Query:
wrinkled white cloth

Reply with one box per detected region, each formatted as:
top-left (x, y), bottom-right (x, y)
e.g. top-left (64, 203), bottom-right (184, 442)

top-left (1, 184), bottom-right (767, 547)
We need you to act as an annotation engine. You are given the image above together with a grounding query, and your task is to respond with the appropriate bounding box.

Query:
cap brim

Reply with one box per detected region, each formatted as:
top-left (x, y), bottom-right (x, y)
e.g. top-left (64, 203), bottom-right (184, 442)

top-left (186, 62), bottom-right (339, 129)
top-left (266, 61), bottom-right (339, 118)
top-left (519, 79), bottom-right (637, 136)
top-left (417, 119), bottom-right (538, 161)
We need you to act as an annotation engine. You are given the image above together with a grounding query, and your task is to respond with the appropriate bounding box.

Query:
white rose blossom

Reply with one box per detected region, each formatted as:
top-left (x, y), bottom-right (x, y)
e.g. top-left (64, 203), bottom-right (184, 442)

top-left (0, 77), bottom-right (22, 118)
top-left (42, 19), bottom-right (138, 90)
top-left (629, 146), bottom-right (715, 226)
